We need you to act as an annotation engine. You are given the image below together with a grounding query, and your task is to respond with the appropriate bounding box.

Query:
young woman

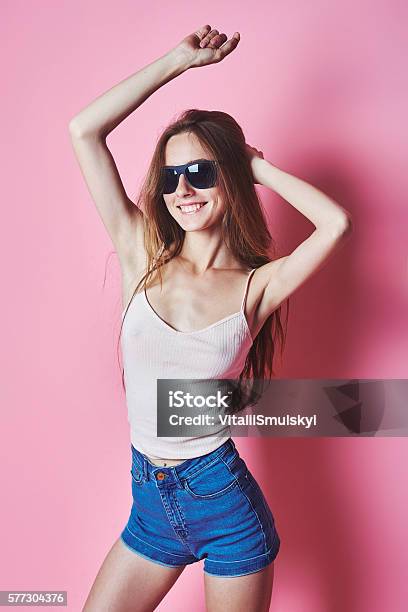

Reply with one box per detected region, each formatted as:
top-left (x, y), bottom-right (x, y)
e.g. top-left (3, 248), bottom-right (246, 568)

top-left (70, 25), bottom-right (352, 612)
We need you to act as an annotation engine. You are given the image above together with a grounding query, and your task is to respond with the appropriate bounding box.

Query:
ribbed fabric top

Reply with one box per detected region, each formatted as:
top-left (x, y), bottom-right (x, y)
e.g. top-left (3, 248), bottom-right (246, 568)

top-left (121, 268), bottom-right (256, 459)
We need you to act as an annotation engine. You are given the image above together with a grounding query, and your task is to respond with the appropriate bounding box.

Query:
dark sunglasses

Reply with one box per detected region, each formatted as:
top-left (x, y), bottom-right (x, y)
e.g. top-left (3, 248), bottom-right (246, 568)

top-left (160, 159), bottom-right (219, 194)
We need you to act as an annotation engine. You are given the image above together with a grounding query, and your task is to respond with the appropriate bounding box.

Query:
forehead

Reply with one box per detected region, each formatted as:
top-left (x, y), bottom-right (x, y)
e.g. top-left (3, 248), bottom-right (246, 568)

top-left (164, 132), bottom-right (211, 166)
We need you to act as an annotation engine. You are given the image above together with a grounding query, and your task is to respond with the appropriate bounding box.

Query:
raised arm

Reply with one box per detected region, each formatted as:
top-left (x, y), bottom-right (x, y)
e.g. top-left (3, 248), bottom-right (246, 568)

top-left (68, 25), bottom-right (240, 273)
top-left (245, 145), bottom-right (353, 317)
top-left (68, 50), bottom-right (189, 272)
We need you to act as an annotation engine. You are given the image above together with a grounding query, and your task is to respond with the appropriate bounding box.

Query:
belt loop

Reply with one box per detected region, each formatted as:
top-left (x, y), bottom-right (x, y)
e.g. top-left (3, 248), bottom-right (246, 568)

top-left (171, 466), bottom-right (185, 490)
top-left (142, 456), bottom-right (149, 481)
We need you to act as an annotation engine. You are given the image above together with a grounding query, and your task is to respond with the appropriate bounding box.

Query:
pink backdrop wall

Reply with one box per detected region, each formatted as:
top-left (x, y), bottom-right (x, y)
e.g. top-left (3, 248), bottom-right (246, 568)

top-left (1, 0), bottom-right (407, 610)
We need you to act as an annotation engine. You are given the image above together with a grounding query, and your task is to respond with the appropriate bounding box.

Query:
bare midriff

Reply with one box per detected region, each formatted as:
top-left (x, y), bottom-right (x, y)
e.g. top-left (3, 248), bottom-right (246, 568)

top-left (146, 455), bottom-right (186, 467)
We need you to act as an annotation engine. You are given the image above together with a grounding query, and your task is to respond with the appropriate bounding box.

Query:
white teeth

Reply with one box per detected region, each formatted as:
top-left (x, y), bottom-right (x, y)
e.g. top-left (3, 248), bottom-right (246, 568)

top-left (178, 202), bottom-right (206, 214)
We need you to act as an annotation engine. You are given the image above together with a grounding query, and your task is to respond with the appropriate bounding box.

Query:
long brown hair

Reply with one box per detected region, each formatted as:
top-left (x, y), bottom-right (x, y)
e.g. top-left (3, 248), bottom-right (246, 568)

top-left (117, 109), bottom-right (289, 394)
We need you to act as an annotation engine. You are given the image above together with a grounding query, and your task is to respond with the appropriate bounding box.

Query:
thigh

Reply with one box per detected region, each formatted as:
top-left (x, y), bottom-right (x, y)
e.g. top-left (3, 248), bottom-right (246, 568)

top-left (82, 537), bottom-right (186, 612)
top-left (204, 562), bottom-right (274, 612)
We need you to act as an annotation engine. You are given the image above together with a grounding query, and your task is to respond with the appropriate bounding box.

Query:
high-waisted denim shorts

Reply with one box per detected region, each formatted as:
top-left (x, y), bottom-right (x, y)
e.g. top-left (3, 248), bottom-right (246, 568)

top-left (120, 438), bottom-right (281, 577)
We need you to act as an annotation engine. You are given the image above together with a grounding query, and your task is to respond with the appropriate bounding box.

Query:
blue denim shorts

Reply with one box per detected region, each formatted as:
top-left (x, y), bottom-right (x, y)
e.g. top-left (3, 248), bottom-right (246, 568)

top-left (120, 438), bottom-right (281, 577)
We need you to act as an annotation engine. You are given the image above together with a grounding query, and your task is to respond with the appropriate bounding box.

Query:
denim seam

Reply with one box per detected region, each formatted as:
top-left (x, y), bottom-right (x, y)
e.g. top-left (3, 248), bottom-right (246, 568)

top-left (220, 457), bottom-right (268, 555)
top-left (159, 490), bottom-right (178, 529)
top-left (131, 452), bottom-right (144, 470)
top-left (123, 525), bottom-right (194, 560)
top-left (130, 466), bottom-right (144, 484)
top-left (203, 540), bottom-right (279, 576)
top-left (203, 563), bottom-right (272, 577)
top-left (205, 545), bottom-right (276, 564)
top-left (131, 456), bottom-right (148, 481)
top-left (260, 491), bottom-right (276, 533)
top-left (157, 490), bottom-right (197, 557)
top-left (246, 471), bottom-right (276, 534)
top-left (121, 537), bottom-right (187, 569)
top-left (184, 478), bottom-right (239, 500)
top-left (179, 444), bottom-right (235, 483)
top-left (169, 489), bottom-right (189, 535)
top-left (172, 491), bottom-right (189, 534)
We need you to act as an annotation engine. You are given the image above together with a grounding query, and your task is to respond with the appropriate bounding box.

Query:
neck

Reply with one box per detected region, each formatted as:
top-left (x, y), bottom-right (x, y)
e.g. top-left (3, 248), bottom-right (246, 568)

top-left (179, 229), bottom-right (238, 275)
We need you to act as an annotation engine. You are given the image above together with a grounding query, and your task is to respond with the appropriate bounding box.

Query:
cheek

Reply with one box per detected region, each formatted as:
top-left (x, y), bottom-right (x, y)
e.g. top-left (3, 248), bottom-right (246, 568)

top-left (208, 189), bottom-right (223, 207)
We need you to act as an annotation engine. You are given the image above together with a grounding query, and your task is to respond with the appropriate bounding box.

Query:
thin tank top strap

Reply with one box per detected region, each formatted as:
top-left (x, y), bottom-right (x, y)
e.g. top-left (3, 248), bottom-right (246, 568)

top-left (240, 268), bottom-right (257, 312)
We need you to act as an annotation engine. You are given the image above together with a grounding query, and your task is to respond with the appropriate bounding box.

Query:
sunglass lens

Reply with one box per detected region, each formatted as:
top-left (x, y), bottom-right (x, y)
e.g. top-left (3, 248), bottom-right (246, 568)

top-left (161, 161), bottom-right (217, 193)
top-left (162, 168), bottom-right (179, 194)
top-left (186, 161), bottom-right (217, 189)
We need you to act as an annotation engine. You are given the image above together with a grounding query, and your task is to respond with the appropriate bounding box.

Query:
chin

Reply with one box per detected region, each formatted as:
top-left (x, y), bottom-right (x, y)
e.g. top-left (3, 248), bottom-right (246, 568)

top-left (184, 220), bottom-right (223, 232)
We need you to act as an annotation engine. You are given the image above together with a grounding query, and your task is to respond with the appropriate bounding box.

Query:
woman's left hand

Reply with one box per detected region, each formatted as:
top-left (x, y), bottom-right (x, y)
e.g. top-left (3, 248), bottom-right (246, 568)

top-left (245, 143), bottom-right (265, 184)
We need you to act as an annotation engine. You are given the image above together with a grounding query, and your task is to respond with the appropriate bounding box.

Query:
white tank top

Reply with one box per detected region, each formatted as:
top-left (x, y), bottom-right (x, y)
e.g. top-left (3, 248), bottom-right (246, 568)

top-left (121, 268), bottom-right (256, 459)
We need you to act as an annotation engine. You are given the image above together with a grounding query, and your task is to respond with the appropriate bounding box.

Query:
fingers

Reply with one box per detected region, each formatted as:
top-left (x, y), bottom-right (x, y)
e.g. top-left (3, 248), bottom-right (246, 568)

top-left (197, 27), bottom-right (234, 48)
top-left (193, 25), bottom-right (241, 59)
top-left (246, 144), bottom-right (264, 159)
top-left (207, 33), bottom-right (228, 48)
top-left (215, 32), bottom-right (240, 59)
top-left (200, 28), bottom-right (219, 47)
top-left (194, 24), bottom-right (212, 42)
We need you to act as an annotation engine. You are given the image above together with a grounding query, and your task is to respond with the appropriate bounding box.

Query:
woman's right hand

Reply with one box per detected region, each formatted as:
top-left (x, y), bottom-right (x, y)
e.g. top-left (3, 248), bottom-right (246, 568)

top-left (171, 25), bottom-right (240, 69)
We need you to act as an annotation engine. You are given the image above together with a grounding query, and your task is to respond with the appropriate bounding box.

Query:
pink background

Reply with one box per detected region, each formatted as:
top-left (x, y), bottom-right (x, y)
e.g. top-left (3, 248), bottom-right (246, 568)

top-left (1, 0), bottom-right (408, 610)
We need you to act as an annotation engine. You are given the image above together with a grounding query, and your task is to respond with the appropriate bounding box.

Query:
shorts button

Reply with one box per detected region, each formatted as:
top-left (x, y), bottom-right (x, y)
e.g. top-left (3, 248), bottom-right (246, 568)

top-left (156, 472), bottom-right (166, 480)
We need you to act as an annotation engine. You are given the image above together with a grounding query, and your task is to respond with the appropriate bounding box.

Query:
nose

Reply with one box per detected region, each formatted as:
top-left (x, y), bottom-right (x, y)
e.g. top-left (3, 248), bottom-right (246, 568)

top-left (175, 172), bottom-right (194, 197)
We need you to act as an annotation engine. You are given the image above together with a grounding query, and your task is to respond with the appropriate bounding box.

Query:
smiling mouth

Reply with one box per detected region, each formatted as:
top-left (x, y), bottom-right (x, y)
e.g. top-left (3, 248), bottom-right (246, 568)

top-left (177, 202), bottom-right (208, 214)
